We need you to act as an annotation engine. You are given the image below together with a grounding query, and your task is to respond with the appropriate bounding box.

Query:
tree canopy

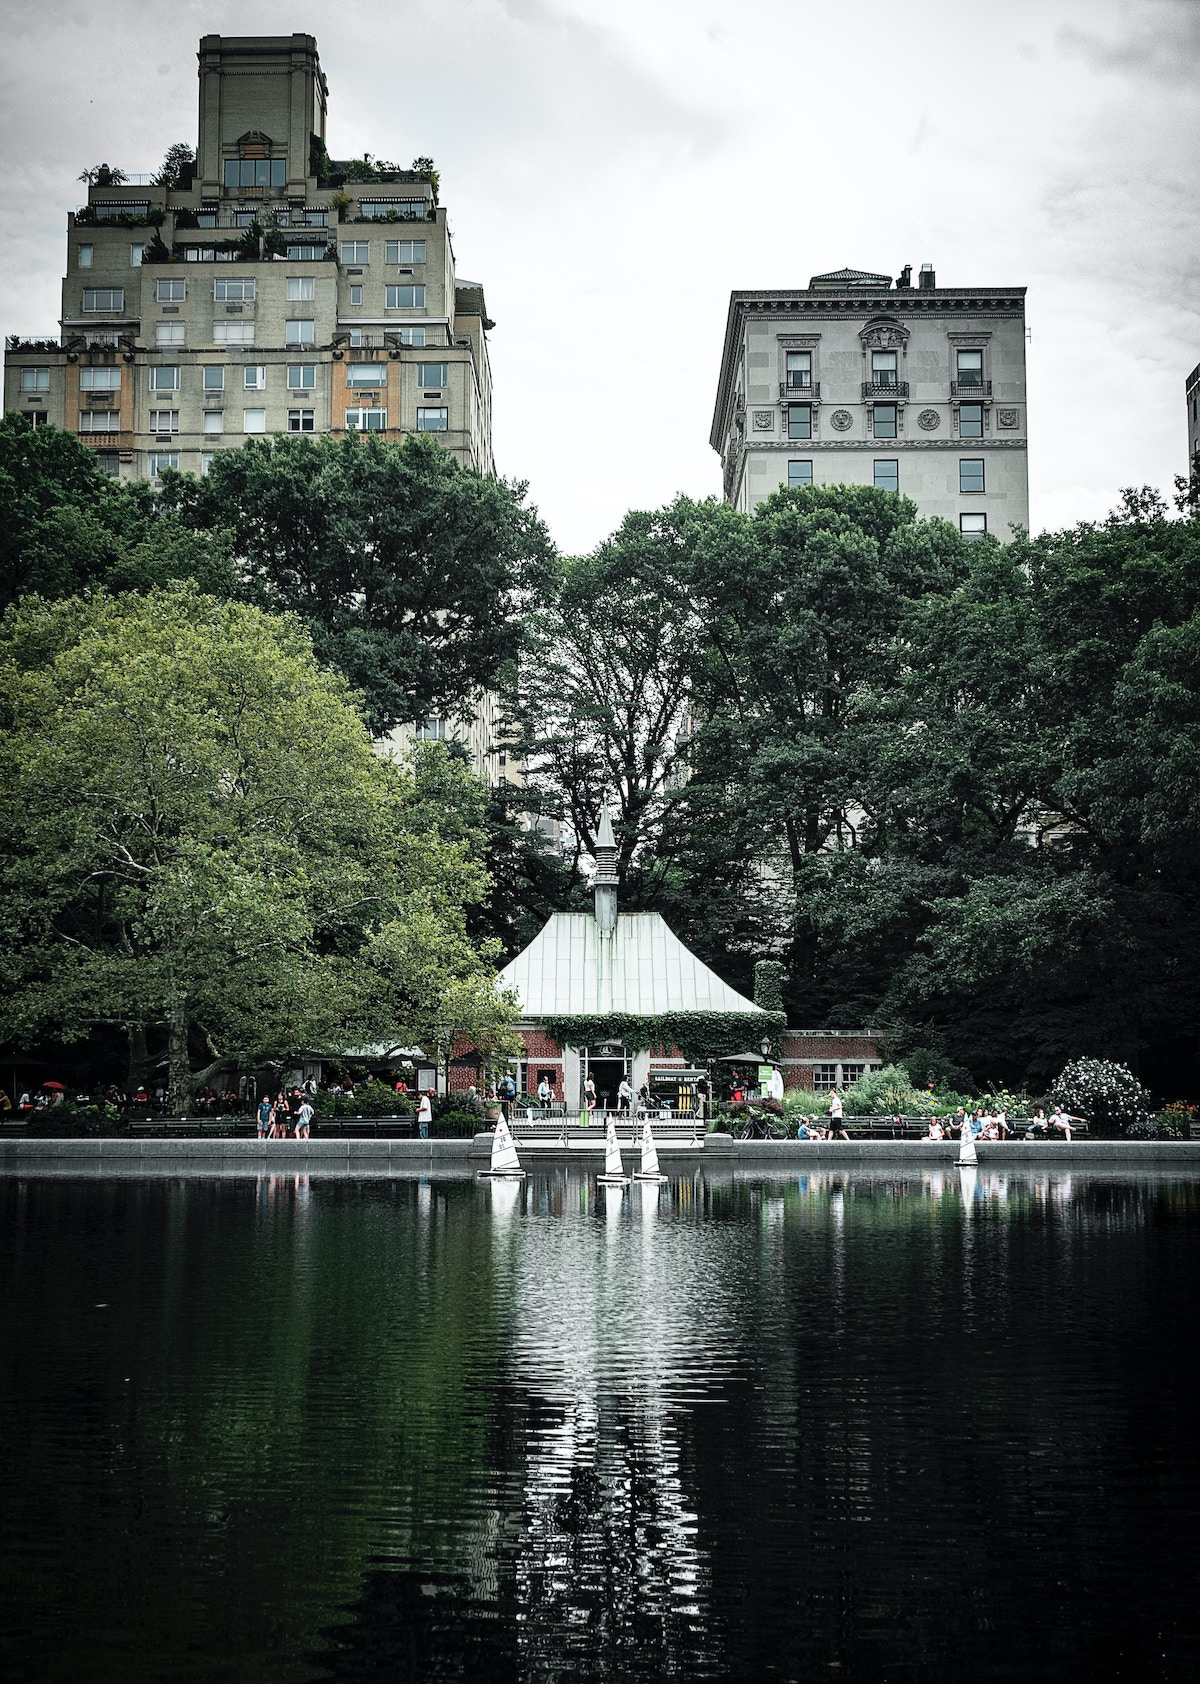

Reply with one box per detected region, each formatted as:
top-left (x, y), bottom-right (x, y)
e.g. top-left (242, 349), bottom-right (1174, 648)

top-left (0, 586), bottom-right (517, 1109)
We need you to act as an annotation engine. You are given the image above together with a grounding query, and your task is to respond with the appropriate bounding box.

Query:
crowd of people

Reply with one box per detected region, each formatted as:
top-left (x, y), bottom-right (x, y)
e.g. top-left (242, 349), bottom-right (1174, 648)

top-left (790, 1099), bottom-right (1085, 1141)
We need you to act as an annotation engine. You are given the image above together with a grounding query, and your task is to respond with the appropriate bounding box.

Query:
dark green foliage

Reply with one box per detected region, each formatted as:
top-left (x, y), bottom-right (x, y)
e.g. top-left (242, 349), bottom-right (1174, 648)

top-left (542, 1011), bottom-right (786, 1068)
top-left (165, 431), bottom-right (556, 734)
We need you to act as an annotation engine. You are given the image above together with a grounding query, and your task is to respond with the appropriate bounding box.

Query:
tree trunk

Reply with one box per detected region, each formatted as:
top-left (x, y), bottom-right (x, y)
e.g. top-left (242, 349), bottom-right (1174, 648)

top-left (167, 995), bottom-right (194, 1116)
top-left (126, 1023), bottom-right (152, 1092)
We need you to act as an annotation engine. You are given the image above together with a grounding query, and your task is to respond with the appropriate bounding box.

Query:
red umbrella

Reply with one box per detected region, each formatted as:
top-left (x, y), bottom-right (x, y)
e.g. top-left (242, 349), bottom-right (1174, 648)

top-left (41, 1080), bottom-right (65, 1091)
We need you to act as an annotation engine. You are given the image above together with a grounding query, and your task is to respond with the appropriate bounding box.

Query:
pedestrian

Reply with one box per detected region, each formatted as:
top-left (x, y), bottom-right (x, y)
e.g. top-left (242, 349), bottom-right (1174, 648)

top-left (295, 1096), bottom-right (313, 1140)
top-left (269, 1090), bottom-right (287, 1138)
top-left (584, 1075), bottom-right (598, 1119)
top-left (828, 1087), bottom-right (844, 1124)
top-left (256, 1092), bottom-right (273, 1140)
top-left (695, 1073), bottom-right (710, 1122)
top-left (417, 1090), bottom-right (433, 1137)
top-left (537, 1075), bottom-right (552, 1109)
top-left (498, 1071), bottom-right (516, 1122)
top-left (617, 1075), bottom-right (633, 1114)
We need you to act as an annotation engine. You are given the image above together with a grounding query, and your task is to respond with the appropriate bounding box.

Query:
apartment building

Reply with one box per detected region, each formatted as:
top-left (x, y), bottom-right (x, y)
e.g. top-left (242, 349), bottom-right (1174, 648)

top-left (1187, 360), bottom-right (1200, 471)
top-left (3, 33), bottom-right (493, 482)
top-left (711, 263), bottom-right (1029, 541)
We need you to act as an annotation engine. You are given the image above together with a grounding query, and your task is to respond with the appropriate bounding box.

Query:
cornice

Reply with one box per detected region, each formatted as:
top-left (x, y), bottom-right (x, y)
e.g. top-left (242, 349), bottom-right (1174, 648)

top-left (745, 438), bottom-right (1027, 452)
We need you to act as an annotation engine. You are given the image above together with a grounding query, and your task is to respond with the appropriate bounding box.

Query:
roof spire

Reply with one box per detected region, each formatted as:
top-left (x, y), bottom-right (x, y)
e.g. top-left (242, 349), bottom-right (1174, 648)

top-left (593, 801), bottom-right (619, 936)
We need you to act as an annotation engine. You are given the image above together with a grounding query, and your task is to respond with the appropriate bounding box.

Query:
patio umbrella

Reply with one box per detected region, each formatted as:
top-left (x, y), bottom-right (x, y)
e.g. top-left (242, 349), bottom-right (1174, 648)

top-left (41, 1080), bottom-right (66, 1091)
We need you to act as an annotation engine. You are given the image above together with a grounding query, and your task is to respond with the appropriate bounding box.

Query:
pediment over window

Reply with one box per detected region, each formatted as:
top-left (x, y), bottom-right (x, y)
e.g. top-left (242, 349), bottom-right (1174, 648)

top-left (859, 316), bottom-right (909, 350)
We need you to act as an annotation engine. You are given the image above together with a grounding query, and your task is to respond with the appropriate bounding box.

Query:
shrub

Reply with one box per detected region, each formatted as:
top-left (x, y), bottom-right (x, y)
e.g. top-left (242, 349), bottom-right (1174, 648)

top-left (431, 1110), bottom-right (482, 1137)
top-left (1050, 1058), bottom-right (1152, 1135)
top-left (783, 1089), bottom-right (832, 1119)
top-left (843, 1064), bottom-right (932, 1117)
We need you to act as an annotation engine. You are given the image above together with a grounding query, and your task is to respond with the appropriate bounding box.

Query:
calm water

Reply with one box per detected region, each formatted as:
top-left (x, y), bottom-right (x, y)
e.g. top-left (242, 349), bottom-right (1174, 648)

top-left (1, 1165), bottom-right (1198, 1683)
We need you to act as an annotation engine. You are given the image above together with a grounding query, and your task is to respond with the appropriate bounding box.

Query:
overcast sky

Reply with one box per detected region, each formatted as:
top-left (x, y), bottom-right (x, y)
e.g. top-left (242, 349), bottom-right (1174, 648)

top-left (2, 0), bottom-right (1197, 554)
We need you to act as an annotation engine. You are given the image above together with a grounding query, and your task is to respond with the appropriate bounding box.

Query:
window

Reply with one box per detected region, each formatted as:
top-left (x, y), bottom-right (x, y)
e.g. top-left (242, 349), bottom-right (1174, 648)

top-left (213, 321), bottom-right (256, 345)
top-left (287, 365), bottom-right (316, 390)
top-left (201, 453), bottom-right (215, 475)
top-left (288, 409), bottom-right (315, 432)
top-left (203, 412), bottom-right (224, 434)
top-left (78, 245), bottom-right (93, 269)
top-left (873, 403), bottom-right (897, 439)
top-left (214, 278), bottom-right (255, 302)
top-left (385, 240), bottom-right (426, 264)
top-left (223, 158), bottom-right (287, 188)
top-left (956, 348), bottom-right (984, 388)
top-left (304, 210), bottom-right (329, 227)
top-left (244, 366), bottom-right (266, 390)
top-left (287, 244), bottom-right (327, 261)
top-left (842, 1063), bottom-right (866, 1087)
top-left (959, 458), bottom-right (985, 493)
top-left (233, 212), bottom-right (258, 229)
top-left (285, 320), bottom-right (315, 346)
top-left (417, 407), bottom-right (448, 431)
top-left (196, 212), bottom-right (217, 228)
top-left (82, 289), bottom-right (124, 312)
top-left (129, 245), bottom-right (143, 267)
top-left (346, 363), bottom-right (382, 386)
top-left (359, 199), bottom-right (426, 219)
top-left (959, 403), bottom-right (984, 439)
top-left (812, 1063), bottom-right (838, 1090)
top-left (78, 410), bottom-right (120, 432)
top-left (243, 409), bottom-right (267, 433)
top-left (155, 322), bottom-right (185, 346)
top-left (345, 407), bottom-right (387, 431)
top-left (26, 412), bottom-right (49, 427)
top-left (203, 366), bottom-right (224, 392)
top-left (20, 368), bottom-right (50, 392)
top-left (146, 452), bottom-right (179, 477)
top-left (960, 512), bottom-right (988, 540)
top-left (349, 285), bottom-right (363, 305)
top-left (787, 404), bottom-right (812, 440)
top-left (872, 349), bottom-right (898, 387)
top-left (416, 718), bottom-right (447, 741)
top-left (341, 242), bottom-right (370, 264)
top-left (96, 452), bottom-right (120, 478)
top-left (148, 366), bottom-right (180, 391)
top-left (787, 460), bottom-right (813, 488)
top-left (286, 275), bottom-right (315, 302)
top-left (785, 351), bottom-right (812, 390)
top-left (80, 367), bottom-right (120, 390)
top-left (156, 278), bottom-right (186, 303)
top-left (417, 362), bottom-right (448, 388)
top-left (398, 327), bottom-right (425, 347)
top-left (385, 284), bottom-right (425, 309)
top-left (85, 332), bottom-right (119, 347)
top-left (149, 410), bottom-right (180, 432)
top-left (95, 202), bottom-right (148, 220)
top-left (874, 460), bottom-right (899, 493)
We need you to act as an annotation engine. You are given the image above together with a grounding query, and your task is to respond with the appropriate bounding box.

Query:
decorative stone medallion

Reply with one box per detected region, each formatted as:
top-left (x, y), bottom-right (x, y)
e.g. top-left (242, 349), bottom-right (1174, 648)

top-left (918, 408), bottom-right (941, 431)
top-left (997, 408), bottom-right (1019, 429)
top-left (830, 409), bottom-right (853, 432)
top-left (752, 410), bottom-right (774, 431)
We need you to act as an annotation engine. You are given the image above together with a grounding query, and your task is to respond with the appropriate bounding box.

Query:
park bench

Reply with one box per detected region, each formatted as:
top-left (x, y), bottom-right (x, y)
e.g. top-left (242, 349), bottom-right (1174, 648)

top-left (509, 1113), bottom-right (707, 1149)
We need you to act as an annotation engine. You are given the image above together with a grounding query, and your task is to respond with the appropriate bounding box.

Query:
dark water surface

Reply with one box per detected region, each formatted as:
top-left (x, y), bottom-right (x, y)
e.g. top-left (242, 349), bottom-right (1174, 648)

top-left (2, 1165), bottom-right (1198, 1683)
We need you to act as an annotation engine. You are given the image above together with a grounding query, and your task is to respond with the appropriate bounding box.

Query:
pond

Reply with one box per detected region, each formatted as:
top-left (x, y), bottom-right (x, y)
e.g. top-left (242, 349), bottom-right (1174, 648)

top-left (1, 1166), bottom-right (1198, 1683)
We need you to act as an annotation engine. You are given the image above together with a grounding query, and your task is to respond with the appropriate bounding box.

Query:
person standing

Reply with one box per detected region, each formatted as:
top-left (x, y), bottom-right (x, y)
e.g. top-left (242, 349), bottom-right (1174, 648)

top-left (537, 1075), bottom-right (552, 1109)
top-left (584, 1075), bottom-right (598, 1119)
top-left (295, 1096), bottom-right (313, 1140)
top-left (498, 1071), bottom-right (516, 1122)
top-left (417, 1089), bottom-right (433, 1138)
top-left (256, 1093), bottom-right (274, 1141)
top-left (695, 1074), bottom-right (710, 1122)
top-left (617, 1075), bottom-right (633, 1115)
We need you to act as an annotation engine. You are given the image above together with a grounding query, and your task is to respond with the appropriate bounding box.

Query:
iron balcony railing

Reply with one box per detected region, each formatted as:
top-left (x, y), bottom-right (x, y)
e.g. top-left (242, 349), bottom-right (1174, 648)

top-left (862, 379), bottom-right (910, 399)
top-left (780, 379), bottom-right (821, 398)
top-left (951, 379), bottom-right (993, 398)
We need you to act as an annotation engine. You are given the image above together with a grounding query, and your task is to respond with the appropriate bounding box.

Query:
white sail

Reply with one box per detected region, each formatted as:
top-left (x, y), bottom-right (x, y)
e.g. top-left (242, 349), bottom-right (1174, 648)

top-left (604, 1117), bottom-right (624, 1178)
top-left (957, 1126), bottom-right (978, 1166)
top-left (639, 1119), bottom-right (661, 1178)
top-left (491, 1116), bottom-right (523, 1174)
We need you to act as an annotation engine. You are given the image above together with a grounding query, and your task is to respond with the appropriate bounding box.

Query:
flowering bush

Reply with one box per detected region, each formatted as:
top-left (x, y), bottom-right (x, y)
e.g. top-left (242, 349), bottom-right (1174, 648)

top-left (1050, 1058), bottom-right (1152, 1134)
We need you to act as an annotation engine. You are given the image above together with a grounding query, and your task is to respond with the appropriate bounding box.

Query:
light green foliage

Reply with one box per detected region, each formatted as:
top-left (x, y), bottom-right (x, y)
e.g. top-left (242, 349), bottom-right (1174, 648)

top-left (842, 1064), bottom-right (934, 1117)
top-left (0, 587), bottom-right (516, 1111)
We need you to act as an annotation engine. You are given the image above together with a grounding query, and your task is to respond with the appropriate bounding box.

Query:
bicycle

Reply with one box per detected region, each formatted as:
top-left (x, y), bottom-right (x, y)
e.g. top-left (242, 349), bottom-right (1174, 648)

top-left (730, 1109), bottom-right (790, 1141)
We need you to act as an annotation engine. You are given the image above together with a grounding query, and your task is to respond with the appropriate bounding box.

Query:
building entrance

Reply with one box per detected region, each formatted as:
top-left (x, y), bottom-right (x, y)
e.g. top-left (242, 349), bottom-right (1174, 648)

top-left (584, 1044), bottom-right (630, 1111)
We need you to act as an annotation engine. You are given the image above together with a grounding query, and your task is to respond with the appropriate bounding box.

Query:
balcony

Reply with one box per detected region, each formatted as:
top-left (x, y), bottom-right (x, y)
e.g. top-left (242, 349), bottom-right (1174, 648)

top-left (951, 379), bottom-right (993, 398)
top-left (780, 379), bottom-right (821, 399)
top-left (862, 379), bottom-right (910, 399)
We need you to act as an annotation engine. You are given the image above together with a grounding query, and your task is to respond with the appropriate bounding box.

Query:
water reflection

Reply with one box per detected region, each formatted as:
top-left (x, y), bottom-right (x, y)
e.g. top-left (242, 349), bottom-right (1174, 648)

top-left (1, 1166), bottom-right (1198, 1684)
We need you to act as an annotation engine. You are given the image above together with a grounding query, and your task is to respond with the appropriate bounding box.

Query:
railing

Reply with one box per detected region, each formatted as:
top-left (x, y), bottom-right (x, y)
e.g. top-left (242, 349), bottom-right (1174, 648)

top-left (780, 379), bottom-right (821, 398)
top-left (951, 379), bottom-right (992, 398)
top-left (862, 379), bottom-right (910, 399)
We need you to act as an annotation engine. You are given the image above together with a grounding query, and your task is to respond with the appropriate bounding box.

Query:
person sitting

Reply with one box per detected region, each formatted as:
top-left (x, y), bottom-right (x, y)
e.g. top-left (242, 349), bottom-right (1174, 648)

top-left (796, 1119), bottom-right (816, 1140)
top-left (927, 1119), bottom-right (944, 1141)
top-left (1050, 1107), bottom-right (1075, 1140)
top-left (1027, 1108), bottom-right (1048, 1136)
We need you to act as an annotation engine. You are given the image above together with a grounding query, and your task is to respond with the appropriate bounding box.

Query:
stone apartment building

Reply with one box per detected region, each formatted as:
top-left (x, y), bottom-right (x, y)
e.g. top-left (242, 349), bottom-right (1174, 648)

top-left (4, 34), bottom-right (493, 480)
top-left (1187, 360), bottom-right (1200, 471)
top-left (3, 32), bottom-right (511, 782)
top-left (711, 263), bottom-right (1029, 541)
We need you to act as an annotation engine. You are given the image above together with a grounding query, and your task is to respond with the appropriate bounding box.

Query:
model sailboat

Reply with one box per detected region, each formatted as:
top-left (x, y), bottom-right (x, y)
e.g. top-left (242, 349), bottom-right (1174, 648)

top-left (597, 1116), bottom-right (629, 1185)
top-left (478, 1115), bottom-right (526, 1178)
top-left (633, 1118), bottom-right (667, 1182)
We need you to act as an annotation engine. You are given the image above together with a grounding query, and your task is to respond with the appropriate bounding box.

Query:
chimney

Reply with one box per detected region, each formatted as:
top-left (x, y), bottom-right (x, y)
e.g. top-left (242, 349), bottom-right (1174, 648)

top-left (918, 262), bottom-right (936, 290)
top-left (593, 803), bottom-right (619, 936)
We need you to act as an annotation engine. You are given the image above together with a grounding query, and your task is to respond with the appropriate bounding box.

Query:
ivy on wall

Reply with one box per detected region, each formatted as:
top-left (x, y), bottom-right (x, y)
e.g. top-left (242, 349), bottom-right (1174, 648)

top-left (541, 1010), bottom-right (786, 1068)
